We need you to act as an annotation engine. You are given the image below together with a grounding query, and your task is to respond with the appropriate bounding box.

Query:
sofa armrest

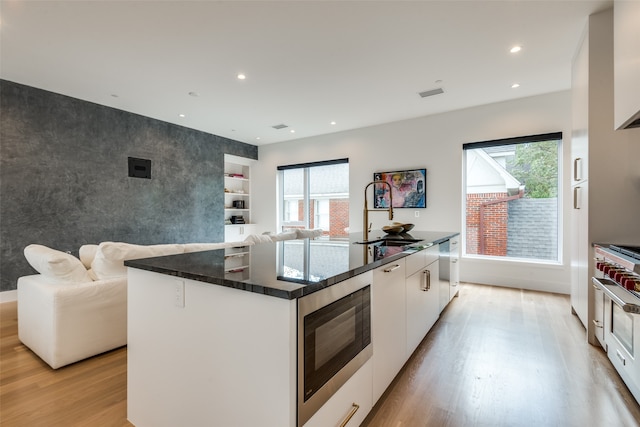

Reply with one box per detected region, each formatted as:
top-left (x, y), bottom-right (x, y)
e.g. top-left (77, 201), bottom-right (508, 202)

top-left (18, 274), bottom-right (127, 369)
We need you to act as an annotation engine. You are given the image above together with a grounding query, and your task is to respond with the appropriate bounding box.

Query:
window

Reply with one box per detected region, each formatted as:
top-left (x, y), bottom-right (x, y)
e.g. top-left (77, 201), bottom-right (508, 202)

top-left (463, 132), bottom-right (561, 262)
top-left (278, 159), bottom-right (349, 238)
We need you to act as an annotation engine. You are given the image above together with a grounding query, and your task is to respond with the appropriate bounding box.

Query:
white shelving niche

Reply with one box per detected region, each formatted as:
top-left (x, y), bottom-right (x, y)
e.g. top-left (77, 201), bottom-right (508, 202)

top-left (224, 154), bottom-right (256, 242)
top-left (224, 245), bottom-right (251, 282)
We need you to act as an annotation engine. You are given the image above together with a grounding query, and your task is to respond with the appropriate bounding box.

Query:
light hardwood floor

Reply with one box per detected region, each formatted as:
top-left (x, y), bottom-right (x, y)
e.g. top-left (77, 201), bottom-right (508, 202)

top-left (363, 283), bottom-right (640, 427)
top-left (1, 283), bottom-right (639, 426)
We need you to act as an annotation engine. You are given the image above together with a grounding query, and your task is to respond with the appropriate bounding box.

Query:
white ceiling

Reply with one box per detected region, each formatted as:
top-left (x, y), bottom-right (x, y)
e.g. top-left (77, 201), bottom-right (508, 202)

top-left (0, 0), bottom-right (611, 146)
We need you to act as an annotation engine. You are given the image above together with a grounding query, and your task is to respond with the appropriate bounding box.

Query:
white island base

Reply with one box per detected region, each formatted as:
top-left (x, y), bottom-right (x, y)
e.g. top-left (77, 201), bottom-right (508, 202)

top-left (127, 268), bottom-right (297, 427)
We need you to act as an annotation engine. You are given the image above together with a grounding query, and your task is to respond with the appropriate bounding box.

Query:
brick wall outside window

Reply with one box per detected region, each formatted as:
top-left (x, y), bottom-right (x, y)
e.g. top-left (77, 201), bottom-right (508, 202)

top-left (466, 192), bottom-right (509, 256)
top-left (294, 199), bottom-right (349, 237)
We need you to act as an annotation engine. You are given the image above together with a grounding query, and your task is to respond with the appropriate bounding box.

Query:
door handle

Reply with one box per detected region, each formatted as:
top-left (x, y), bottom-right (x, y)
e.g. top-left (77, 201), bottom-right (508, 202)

top-left (384, 264), bottom-right (401, 273)
top-left (573, 186), bottom-right (581, 209)
top-left (421, 269), bottom-right (430, 291)
top-left (339, 403), bottom-right (360, 427)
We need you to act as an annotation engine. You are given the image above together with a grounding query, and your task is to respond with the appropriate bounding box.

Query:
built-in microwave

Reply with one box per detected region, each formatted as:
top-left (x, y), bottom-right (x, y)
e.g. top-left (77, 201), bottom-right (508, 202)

top-left (297, 275), bottom-right (372, 426)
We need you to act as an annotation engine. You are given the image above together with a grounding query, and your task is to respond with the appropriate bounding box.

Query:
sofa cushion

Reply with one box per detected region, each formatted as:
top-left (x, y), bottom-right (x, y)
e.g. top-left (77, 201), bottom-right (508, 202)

top-left (296, 228), bottom-right (323, 239)
top-left (91, 242), bottom-right (184, 280)
top-left (79, 244), bottom-right (99, 269)
top-left (23, 244), bottom-right (93, 285)
top-left (244, 234), bottom-right (273, 244)
top-left (269, 231), bottom-right (298, 241)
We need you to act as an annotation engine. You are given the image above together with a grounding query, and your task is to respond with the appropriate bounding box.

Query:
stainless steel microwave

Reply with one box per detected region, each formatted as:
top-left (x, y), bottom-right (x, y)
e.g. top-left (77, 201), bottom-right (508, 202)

top-left (297, 277), bottom-right (372, 426)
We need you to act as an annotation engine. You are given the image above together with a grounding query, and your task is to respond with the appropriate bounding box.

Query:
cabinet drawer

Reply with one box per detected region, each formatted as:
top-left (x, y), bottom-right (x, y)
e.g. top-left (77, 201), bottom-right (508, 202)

top-left (406, 246), bottom-right (439, 277)
top-left (303, 359), bottom-right (372, 427)
top-left (405, 250), bottom-right (427, 277)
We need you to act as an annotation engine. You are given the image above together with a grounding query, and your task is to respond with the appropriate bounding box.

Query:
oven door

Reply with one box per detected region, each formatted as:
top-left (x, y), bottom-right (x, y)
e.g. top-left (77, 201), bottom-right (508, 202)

top-left (593, 277), bottom-right (640, 403)
top-left (298, 277), bottom-right (372, 427)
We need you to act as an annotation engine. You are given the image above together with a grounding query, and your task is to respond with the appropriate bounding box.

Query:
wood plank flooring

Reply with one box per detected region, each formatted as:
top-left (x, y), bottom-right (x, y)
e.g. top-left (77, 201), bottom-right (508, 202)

top-left (0, 301), bottom-right (131, 427)
top-left (363, 283), bottom-right (640, 427)
top-left (1, 283), bottom-right (639, 426)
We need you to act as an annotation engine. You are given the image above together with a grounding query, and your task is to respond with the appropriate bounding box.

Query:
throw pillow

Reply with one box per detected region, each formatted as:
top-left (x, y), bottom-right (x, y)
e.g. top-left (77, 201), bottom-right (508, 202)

top-left (23, 244), bottom-right (93, 284)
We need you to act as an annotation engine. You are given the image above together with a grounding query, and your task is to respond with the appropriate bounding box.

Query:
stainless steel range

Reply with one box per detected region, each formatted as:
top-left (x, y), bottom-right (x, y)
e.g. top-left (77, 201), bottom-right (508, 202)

top-left (595, 244), bottom-right (640, 298)
top-left (592, 244), bottom-right (640, 404)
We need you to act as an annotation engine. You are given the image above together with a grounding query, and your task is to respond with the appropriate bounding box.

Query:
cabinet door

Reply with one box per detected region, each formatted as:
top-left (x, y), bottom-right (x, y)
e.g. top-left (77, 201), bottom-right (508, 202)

top-left (224, 224), bottom-right (256, 242)
top-left (406, 259), bottom-right (439, 356)
top-left (449, 235), bottom-right (460, 300)
top-left (614, 0), bottom-right (640, 130)
top-left (303, 359), bottom-right (372, 427)
top-left (372, 259), bottom-right (406, 403)
top-left (571, 28), bottom-right (589, 183)
top-left (570, 182), bottom-right (588, 327)
top-left (593, 282), bottom-right (605, 348)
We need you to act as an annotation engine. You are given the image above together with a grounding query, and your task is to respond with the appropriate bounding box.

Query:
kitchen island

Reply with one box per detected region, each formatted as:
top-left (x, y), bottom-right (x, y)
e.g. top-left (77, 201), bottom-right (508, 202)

top-left (125, 231), bottom-right (458, 427)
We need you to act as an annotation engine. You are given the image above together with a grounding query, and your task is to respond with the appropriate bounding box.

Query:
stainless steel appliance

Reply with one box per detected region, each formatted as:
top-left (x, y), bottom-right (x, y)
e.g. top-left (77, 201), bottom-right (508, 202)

top-left (592, 244), bottom-right (640, 404)
top-left (439, 239), bottom-right (450, 312)
top-left (297, 275), bottom-right (372, 426)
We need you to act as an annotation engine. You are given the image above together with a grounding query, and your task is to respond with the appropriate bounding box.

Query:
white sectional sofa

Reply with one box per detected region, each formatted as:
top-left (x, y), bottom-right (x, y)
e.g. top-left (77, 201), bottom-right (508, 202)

top-left (16, 230), bottom-right (323, 369)
top-left (17, 241), bottom-right (251, 369)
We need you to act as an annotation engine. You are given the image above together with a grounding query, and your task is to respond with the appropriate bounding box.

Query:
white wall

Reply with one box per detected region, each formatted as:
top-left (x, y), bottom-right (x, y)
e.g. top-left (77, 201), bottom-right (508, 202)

top-left (253, 91), bottom-right (573, 294)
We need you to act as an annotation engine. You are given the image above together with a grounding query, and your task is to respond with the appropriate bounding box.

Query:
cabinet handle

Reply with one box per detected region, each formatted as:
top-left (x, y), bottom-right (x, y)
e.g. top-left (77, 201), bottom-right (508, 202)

top-left (616, 349), bottom-right (626, 365)
top-left (383, 264), bottom-right (401, 273)
top-left (573, 186), bottom-right (581, 209)
top-left (450, 240), bottom-right (458, 246)
top-left (592, 319), bottom-right (603, 329)
top-left (339, 403), bottom-right (360, 427)
top-left (574, 157), bottom-right (582, 181)
top-left (421, 269), bottom-right (430, 291)
top-left (452, 259), bottom-right (458, 264)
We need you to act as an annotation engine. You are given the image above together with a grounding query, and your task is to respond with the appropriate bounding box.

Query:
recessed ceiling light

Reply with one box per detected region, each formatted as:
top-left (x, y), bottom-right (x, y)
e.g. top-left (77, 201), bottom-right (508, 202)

top-left (511, 83), bottom-right (520, 88)
top-left (290, 129), bottom-right (295, 133)
top-left (256, 137), bottom-right (261, 140)
top-left (510, 46), bottom-right (522, 53)
top-left (179, 114), bottom-right (186, 118)
top-left (330, 121), bottom-right (336, 125)
top-left (237, 73), bottom-right (246, 80)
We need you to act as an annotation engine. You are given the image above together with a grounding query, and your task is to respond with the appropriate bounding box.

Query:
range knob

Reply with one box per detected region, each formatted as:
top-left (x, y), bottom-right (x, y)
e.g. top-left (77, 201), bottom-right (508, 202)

top-left (622, 276), bottom-right (639, 291)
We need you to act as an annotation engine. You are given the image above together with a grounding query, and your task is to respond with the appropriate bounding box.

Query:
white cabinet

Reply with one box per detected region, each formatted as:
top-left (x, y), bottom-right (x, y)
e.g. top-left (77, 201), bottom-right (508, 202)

top-left (570, 20), bottom-right (589, 330)
top-left (449, 235), bottom-right (460, 300)
top-left (371, 258), bottom-right (406, 403)
top-left (593, 280), bottom-right (605, 348)
top-left (571, 180), bottom-right (589, 328)
top-left (569, 9), bottom-right (640, 344)
top-left (303, 359), bottom-right (372, 427)
top-left (406, 246), bottom-right (440, 356)
top-left (224, 154), bottom-right (255, 242)
top-left (614, 0), bottom-right (640, 130)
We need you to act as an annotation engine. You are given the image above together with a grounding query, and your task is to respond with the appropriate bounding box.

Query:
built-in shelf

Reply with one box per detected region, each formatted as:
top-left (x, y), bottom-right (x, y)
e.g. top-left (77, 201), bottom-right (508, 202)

top-left (224, 154), bottom-right (255, 242)
top-left (224, 245), bottom-right (251, 281)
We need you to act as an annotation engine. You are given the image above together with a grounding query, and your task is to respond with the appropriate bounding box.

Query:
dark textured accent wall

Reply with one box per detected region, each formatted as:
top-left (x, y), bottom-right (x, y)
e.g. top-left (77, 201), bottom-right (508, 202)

top-left (0, 80), bottom-right (258, 292)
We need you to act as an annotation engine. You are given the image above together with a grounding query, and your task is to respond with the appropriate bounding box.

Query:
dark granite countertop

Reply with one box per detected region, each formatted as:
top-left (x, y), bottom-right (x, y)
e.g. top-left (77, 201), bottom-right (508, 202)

top-left (125, 231), bottom-right (459, 300)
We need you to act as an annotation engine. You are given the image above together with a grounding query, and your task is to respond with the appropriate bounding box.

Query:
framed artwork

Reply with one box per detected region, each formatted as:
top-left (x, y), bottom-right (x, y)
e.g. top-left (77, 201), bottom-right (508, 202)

top-left (373, 168), bottom-right (426, 208)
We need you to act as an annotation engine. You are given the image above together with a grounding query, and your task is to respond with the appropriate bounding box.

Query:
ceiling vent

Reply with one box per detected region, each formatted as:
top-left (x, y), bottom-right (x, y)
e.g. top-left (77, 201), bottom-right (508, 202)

top-left (419, 88), bottom-right (444, 98)
top-left (272, 124), bottom-right (288, 130)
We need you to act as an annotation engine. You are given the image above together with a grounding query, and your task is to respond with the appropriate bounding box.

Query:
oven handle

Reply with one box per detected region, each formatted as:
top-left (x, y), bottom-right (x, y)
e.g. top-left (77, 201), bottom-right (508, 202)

top-left (592, 277), bottom-right (640, 314)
